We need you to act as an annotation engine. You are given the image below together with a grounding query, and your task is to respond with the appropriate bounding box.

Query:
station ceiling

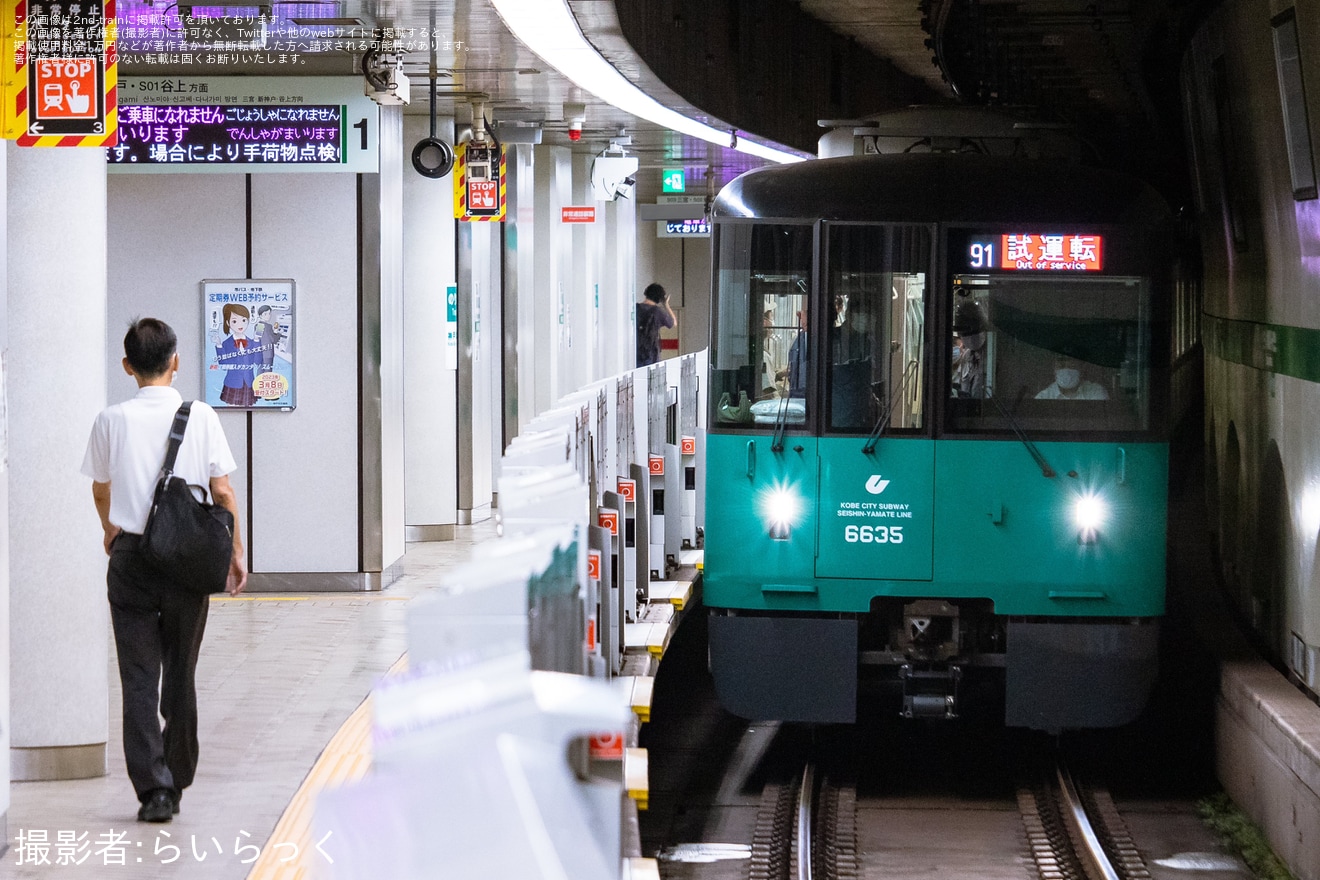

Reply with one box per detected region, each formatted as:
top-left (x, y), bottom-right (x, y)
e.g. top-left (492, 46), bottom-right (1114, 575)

top-left (118, 0), bottom-right (1215, 200)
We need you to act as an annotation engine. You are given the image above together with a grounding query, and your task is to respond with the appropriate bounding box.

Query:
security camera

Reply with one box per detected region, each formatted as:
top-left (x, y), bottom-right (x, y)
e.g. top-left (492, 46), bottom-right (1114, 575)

top-left (590, 156), bottom-right (639, 201)
top-left (363, 47), bottom-right (410, 106)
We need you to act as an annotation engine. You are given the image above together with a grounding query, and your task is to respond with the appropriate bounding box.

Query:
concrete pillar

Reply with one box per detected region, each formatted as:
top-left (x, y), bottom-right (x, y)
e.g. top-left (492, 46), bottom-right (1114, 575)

top-left (533, 145), bottom-right (571, 414)
top-left (0, 138), bottom-right (11, 837)
top-left (6, 144), bottom-right (109, 780)
top-left (456, 215), bottom-right (495, 522)
top-left (570, 152), bottom-right (595, 389)
top-left (504, 143), bottom-right (536, 442)
top-left (608, 196), bottom-right (637, 376)
top-left (402, 114), bottom-right (459, 540)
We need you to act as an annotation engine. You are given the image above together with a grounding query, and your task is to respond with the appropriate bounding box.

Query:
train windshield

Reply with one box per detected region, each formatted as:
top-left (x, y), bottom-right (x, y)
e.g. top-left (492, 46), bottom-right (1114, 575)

top-left (710, 223), bottom-right (813, 428)
top-left (945, 275), bottom-right (1152, 434)
top-left (825, 225), bottom-right (930, 433)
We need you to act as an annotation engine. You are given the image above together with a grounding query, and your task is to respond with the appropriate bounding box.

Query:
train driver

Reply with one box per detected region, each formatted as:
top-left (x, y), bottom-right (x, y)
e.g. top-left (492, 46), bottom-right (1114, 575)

top-left (1036, 354), bottom-right (1109, 400)
top-left (951, 298), bottom-right (989, 398)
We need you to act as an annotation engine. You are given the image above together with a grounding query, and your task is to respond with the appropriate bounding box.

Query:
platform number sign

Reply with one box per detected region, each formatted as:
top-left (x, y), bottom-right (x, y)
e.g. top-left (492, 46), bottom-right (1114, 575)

top-left (662, 168), bottom-right (685, 193)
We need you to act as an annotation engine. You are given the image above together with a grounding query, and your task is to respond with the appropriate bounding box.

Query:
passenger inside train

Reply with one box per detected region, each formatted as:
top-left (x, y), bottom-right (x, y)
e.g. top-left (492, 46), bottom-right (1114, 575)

top-left (1036, 354), bottom-right (1110, 400)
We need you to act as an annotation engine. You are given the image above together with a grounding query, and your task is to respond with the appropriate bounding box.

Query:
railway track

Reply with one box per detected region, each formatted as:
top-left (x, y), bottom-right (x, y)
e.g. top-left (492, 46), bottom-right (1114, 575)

top-left (748, 764), bottom-right (858, 880)
top-left (1018, 764), bottom-right (1153, 880)
top-left (742, 759), bottom-right (1151, 880)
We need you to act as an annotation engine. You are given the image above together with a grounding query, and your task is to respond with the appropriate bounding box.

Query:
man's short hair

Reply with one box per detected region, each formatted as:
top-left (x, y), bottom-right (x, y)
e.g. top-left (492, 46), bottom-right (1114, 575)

top-left (643, 283), bottom-right (666, 303)
top-left (256, 304), bottom-right (272, 318)
top-left (124, 318), bottom-right (177, 377)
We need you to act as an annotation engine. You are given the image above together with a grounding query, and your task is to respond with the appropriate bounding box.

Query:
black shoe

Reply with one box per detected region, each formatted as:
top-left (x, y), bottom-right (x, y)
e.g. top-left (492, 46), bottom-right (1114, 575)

top-left (172, 790), bottom-right (181, 815)
top-left (137, 790), bottom-right (174, 823)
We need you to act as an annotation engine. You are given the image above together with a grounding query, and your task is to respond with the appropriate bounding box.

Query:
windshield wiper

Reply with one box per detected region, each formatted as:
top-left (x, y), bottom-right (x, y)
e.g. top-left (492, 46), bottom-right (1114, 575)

top-left (770, 392), bottom-right (791, 452)
top-left (987, 386), bottom-right (1055, 478)
top-left (862, 359), bottom-right (919, 454)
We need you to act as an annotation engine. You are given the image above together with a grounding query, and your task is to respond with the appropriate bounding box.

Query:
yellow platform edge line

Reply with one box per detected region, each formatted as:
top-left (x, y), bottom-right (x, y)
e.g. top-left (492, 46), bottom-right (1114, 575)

top-left (245, 652), bottom-right (406, 880)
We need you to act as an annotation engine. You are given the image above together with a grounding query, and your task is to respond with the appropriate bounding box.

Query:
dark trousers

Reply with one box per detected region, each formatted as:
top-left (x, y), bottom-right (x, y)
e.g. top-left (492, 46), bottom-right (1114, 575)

top-left (107, 534), bottom-right (210, 802)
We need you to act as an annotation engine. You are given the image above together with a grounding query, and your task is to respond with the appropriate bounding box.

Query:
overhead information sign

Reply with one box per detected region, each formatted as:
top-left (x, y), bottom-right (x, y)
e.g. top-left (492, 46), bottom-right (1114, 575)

top-left (657, 218), bottom-right (709, 238)
top-left (112, 104), bottom-right (346, 167)
top-left (4, 0), bottom-right (118, 146)
top-left (661, 168), bottom-right (685, 193)
top-left (110, 76), bottom-right (378, 173)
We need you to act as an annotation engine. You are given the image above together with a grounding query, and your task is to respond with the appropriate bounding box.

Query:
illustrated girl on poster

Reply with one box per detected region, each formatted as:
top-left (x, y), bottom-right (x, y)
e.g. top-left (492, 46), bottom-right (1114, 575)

top-left (211, 303), bottom-right (261, 407)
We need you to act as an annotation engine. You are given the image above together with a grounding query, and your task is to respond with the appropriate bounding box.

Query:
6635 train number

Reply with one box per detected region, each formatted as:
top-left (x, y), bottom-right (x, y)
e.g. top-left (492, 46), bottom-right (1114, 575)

top-left (843, 525), bottom-right (904, 544)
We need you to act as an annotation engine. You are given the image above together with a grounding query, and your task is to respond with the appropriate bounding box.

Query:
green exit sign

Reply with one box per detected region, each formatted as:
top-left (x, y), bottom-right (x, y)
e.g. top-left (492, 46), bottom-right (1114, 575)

top-left (662, 168), bottom-right (686, 193)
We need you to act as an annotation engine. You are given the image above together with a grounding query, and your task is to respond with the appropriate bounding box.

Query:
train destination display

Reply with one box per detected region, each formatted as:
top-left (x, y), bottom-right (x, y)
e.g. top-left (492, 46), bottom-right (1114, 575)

top-left (966, 233), bottom-right (1104, 271)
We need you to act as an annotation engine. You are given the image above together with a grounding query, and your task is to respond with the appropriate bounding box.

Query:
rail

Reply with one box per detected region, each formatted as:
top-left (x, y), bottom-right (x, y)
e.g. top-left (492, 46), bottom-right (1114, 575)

top-left (796, 763), bottom-right (815, 880)
top-left (1056, 764), bottom-right (1121, 880)
top-left (1018, 761), bottom-right (1151, 880)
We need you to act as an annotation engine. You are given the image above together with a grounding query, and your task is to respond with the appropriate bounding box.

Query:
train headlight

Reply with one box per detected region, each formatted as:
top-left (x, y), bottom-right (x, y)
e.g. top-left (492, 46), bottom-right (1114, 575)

top-left (1073, 493), bottom-right (1106, 543)
top-left (760, 484), bottom-right (801, 541)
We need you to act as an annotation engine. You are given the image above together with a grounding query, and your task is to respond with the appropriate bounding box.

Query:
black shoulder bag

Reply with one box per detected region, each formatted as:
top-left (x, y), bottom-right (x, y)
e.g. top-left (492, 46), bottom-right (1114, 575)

top-left (141, 402), bottom-right (235, 594)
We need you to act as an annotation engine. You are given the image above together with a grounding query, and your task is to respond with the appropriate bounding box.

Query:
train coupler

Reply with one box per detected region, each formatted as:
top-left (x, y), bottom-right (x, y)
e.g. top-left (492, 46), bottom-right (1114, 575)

top-left (898, 663), bottom-right (963, 719)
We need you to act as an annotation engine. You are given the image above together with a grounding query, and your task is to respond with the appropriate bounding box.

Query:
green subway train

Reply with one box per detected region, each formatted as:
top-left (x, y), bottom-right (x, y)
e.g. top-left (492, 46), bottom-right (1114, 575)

top-left (703, 142), bottom-right (1182, 732)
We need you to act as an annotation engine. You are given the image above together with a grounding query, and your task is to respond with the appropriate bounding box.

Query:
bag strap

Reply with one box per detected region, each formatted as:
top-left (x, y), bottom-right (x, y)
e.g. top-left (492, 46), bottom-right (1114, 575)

top-left (161, 401), bottom-right (193, 477)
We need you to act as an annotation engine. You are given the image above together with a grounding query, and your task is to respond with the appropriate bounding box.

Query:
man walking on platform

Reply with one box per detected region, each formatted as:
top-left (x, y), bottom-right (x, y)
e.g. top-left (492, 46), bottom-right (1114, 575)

top-left (636, 282), bottom-right (676, 367)
top-left (82, 318), bottom-right (247, 823)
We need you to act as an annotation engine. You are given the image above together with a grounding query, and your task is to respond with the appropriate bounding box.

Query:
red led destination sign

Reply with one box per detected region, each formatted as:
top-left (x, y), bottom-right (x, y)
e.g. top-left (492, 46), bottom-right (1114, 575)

top-left (967, 234), bottom-right (1104, 272)
top-left (1001, 233), bottom-right (1102, 271)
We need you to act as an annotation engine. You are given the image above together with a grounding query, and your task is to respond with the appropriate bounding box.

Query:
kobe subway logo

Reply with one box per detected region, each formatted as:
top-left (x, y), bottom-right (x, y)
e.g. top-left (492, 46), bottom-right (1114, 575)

top-left (865, 475), bottom-right (890, 494)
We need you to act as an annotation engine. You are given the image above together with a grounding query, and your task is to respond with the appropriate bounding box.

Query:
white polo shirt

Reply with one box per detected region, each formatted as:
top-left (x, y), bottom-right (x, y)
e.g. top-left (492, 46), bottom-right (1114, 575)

top-left (81, 386), bottom-right (237, 534)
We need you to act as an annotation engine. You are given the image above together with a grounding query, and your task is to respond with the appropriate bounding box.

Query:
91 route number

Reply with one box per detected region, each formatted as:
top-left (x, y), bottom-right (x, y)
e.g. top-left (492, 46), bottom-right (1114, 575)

top-left (844, 525), bottom-right (903, 544)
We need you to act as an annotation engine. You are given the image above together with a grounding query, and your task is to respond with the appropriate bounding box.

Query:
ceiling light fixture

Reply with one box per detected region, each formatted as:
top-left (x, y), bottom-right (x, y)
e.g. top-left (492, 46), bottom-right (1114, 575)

top-left (489, 0), bottom-right (805, 164)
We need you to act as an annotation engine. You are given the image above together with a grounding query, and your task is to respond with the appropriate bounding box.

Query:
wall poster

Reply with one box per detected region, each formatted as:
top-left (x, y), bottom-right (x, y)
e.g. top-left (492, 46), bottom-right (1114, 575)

top-left (202, 279), bottom-right (295, 410)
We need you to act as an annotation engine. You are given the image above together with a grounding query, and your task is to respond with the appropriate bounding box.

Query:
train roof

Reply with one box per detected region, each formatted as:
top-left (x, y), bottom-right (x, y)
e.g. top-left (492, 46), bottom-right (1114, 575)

top-left (712, 153), bottom-right (1170, 227)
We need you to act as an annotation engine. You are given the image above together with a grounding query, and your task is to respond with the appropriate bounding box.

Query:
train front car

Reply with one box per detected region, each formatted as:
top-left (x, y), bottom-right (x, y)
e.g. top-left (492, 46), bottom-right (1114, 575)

top-left (704, 153), bottom-right (1172, 732)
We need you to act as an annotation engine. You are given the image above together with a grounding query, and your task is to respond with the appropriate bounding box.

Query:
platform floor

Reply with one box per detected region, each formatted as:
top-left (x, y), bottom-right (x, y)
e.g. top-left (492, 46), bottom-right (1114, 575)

top-left (6, 520), bottom-right (499, 879)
